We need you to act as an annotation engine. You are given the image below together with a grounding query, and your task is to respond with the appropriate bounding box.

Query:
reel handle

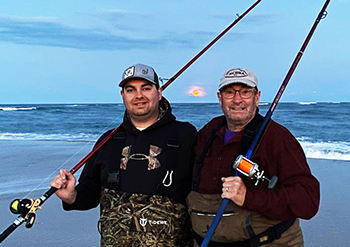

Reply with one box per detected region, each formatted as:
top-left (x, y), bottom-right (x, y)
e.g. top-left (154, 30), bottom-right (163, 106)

top-left (25, 213), bottom-right (36, 228)
top-left (266, 175), bottom-right (278, 189)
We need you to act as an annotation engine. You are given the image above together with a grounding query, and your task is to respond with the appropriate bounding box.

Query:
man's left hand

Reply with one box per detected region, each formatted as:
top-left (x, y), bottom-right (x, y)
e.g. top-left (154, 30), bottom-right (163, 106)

top-left (221, 176), bottom-right (246, 206)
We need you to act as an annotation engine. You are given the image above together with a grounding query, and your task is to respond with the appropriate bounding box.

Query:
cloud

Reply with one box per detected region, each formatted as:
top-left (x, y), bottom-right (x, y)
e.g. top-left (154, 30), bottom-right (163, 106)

top-left (86, 9), bottom-right (153, 31)
top-left (211, 13), bottom-right (279, 24)
top-left (0, 15), bottom-right (193, 51)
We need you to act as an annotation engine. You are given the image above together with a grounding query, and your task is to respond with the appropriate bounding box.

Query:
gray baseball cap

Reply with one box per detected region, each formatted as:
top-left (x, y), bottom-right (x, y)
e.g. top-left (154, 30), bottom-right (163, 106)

top-left (219, 68), bottom-right (258, 90)
top-left (119, 63), bottom-right (159, 87)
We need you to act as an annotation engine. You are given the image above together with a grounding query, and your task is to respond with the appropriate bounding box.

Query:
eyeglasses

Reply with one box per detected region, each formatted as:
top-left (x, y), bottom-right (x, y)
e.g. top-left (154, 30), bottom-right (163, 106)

top-left (220, 88), bottom-right (256, 99)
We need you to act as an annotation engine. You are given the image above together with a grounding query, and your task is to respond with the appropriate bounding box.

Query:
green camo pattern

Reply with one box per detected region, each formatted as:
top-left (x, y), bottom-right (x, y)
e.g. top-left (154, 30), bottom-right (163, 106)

top-left (99, 188), bottom-right (193, 247)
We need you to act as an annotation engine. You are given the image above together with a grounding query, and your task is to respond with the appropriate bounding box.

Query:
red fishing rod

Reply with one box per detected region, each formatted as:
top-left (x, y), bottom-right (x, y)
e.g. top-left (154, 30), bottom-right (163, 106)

top-left (161, 0), bottom-right (262, 90)
top-left (200, 0), bottom-right (331, 246)
top-left (0, 0), bottom-right (262, 243)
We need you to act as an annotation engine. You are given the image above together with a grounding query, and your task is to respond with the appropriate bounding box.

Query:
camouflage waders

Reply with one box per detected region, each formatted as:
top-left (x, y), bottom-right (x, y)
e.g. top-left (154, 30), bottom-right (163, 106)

top-left (99, 188), bottom-right (193, 247)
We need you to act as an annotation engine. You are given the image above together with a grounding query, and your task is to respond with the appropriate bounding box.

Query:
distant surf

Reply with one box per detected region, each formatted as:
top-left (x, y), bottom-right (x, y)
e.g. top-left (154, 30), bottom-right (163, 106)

top-left (0, 106), bottom-right (37, 111)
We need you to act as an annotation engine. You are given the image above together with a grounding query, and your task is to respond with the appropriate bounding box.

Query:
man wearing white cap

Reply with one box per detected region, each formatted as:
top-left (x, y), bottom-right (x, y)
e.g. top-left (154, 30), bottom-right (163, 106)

top-left (187, 68), bottom-right (320, 246)
top-left (51, 64), bottom-right (197, 246)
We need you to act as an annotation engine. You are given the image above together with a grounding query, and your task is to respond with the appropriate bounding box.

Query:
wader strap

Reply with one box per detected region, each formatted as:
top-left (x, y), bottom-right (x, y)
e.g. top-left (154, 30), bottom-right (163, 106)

top-left (193, 231), bottom-right (250, 247)
top-left (106, 130), bottom-right (126, 190)
top-left (156, 122), bottom-right (181, 194)
top-left (156, 135), bottom-right (180, 193)
top-left (241, 113), bottom-right (264, 155)
top-left (194, 219), bottom-right (295, 247)
top-left (192, 119), bottom-right (226, 191)
top-left (192, 112), bottom-right (263, 191)
top-left (245, 215), bottom-right (255, 238)
top-left (251, 219), bottom-right (296, 246)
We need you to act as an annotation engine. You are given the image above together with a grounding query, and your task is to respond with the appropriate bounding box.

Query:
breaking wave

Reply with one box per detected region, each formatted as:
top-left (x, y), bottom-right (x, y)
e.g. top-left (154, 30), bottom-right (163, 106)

top-left (0, 106), bottom-right (37, 111)
top-left (0, 132), bottom-right (98, 142)
top-left (298, 138), bottom-right (350, 161)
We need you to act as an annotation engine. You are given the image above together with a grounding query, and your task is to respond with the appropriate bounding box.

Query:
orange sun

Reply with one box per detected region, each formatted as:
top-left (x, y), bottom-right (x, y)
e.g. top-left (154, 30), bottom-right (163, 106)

top-left (188, 85), bottom-right (206, 97)
top-left (192, 90), bottom-right (200, 96)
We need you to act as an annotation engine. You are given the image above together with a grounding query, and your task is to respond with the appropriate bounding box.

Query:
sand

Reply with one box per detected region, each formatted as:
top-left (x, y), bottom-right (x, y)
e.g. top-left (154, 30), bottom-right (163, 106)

top-left (0, 158), bottom-right (348, 246)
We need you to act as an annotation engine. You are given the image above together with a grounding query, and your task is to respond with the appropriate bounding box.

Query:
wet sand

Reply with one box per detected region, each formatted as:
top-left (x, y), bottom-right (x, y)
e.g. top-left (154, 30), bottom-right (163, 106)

top-left (0, 158), bottom-right (348, 246)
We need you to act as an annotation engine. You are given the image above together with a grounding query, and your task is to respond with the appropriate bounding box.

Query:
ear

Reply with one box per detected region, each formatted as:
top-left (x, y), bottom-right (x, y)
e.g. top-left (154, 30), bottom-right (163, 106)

top-left (158, 88), bottom-right (162, 101)
top-left (217, 92), bottom-right (223, 107)
top-left (255, 91), bottom-right (261, 107)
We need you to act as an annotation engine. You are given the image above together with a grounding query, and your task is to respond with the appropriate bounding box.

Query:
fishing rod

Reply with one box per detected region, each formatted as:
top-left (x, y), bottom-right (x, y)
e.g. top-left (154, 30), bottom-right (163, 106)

top-left (161, 0), bottom-right (262, 91)
top-left (200, 0), bottom-right (331, 246)
top-left (0, 0), bottom-right (262, 244)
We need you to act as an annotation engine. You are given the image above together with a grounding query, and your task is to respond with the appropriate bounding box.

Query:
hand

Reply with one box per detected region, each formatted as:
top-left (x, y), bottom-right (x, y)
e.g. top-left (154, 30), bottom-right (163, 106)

top-left (221, 176), bottom-right (246, 206)
top-left (50, 169), bottom-right (77, 204)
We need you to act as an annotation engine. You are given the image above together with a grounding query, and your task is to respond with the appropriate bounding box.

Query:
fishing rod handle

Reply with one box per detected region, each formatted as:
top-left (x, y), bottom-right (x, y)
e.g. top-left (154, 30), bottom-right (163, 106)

top-left (0, 224), bottom-right (17, 243)
top-left (0, 217), bottom-right (25, 244)
top-left (43, 187), bottom-right (58, 201)
top-left (200, 198), bottom-right (230, 247)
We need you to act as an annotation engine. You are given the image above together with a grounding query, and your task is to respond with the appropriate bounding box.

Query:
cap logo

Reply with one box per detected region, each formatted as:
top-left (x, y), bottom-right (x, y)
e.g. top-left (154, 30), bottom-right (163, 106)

top-left (225, 69), bottom-right (247, 78)
top-left (142, 69), bottom-right (149, 75)
top-left (123, 66), bottom-right (135, 79)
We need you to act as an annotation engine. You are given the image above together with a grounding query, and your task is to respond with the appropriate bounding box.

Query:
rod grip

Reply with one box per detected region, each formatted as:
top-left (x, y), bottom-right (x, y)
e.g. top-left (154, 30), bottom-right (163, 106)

top-left (43, 187), bottom-right (58, 200)
top-left (0, 223), bottom-right (19, 243)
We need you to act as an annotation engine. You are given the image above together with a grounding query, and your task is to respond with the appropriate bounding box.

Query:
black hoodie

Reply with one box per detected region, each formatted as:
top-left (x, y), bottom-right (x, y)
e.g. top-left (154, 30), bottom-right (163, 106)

top-left (64, 98), bottom-right (197, 210)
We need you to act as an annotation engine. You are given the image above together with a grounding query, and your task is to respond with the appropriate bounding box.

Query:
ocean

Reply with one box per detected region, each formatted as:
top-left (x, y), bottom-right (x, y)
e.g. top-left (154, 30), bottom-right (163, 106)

top-left (0, 102), bottom-right (349, 196)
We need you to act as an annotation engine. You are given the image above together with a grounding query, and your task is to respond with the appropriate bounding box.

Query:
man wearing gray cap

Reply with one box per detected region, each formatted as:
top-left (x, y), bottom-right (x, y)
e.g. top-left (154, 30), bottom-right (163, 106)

top-left (187, 68), bottom-right (320, 246)
top-left (51, 64), bottom-right (197, 246)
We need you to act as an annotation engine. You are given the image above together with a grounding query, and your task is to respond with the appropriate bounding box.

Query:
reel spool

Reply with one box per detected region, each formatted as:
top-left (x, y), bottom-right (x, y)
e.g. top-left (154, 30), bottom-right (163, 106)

top-left (10, 199), bottom-right (33, 215)
top-left (233, 155), bottom-right (278, 189)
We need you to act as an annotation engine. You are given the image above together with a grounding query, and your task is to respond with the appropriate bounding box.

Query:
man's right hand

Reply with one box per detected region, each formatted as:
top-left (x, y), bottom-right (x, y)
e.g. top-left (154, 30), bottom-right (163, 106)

top-left (50, 169), bottom-right (77, 205)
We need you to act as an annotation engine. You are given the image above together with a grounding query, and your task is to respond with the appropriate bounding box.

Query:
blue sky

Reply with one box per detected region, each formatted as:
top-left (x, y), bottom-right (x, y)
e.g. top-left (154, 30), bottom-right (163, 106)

top-left (0, 0), bottom-right (348, 104)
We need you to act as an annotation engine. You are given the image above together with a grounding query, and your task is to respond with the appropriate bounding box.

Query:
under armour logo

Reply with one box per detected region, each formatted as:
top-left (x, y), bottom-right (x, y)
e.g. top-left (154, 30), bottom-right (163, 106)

top-left (120, 145), bottom-right (162, 170)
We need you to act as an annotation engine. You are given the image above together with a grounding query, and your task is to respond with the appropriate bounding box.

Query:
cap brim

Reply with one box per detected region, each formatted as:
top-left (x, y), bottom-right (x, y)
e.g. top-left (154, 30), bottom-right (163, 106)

top-left (219, 79), bottom-right (256, 90)
top-left (119, 77), bottom-right (158, 87)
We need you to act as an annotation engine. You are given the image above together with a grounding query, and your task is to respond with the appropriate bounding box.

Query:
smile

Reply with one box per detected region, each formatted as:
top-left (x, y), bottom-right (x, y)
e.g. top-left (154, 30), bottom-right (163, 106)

top-left (134, 102), bottom-right (147, 106)
top-left (230, 106), bottom-right (246, 111)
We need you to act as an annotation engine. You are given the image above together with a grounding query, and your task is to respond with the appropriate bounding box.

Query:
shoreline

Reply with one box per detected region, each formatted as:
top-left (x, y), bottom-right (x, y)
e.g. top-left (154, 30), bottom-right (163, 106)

top-left (0, 158), bottom-right (349, 246)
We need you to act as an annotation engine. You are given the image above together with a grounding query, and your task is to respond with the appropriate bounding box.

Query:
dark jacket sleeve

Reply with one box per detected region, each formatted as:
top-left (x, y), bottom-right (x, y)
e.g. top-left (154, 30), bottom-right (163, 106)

top-left (63, 131), bottom-right (112, 211)
top-left (242, 122), bottom-right (320, 220)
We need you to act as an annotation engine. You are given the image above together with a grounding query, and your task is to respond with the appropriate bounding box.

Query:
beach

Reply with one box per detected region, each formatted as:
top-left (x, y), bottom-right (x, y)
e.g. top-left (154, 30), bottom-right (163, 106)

top-left (0, 158), bottom-right (349, 246)
top-left (1, 103), bottom-right (349, 246)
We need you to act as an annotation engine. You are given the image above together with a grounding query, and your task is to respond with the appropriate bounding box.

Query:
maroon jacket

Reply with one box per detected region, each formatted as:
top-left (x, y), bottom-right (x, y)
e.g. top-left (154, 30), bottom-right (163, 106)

top-left (195, 115), bottom-right (320, 221)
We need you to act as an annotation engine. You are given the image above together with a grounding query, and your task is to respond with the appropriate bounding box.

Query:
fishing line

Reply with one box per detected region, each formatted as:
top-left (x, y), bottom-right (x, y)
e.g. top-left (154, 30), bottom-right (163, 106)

top-left (1, 0), bottom-right (261, 242)
top-left (23, 108), bottom-right (125, 199)
top-left (201, 0), bottom-right (331, 245)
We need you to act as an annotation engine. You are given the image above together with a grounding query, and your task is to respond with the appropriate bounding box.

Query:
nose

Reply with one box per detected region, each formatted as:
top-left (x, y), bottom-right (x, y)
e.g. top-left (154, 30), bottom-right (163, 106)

top-left (232, 90), bottom-right (243, 101)
top-left (135, 89), bottom-right (144, 98)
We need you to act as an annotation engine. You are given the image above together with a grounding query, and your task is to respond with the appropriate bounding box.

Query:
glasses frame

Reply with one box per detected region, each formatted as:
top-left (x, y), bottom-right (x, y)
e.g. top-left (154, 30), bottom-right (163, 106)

top-left (220, 87), bottom-right (257, 99)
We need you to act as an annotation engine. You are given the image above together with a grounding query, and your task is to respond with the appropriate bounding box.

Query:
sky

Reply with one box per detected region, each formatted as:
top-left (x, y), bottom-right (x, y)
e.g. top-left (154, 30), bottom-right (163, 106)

top-left (0, 0), bottom-right (348, 104)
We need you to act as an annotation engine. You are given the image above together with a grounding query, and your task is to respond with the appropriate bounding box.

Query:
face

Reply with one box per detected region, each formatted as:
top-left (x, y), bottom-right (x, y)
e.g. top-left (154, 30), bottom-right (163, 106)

top-left (217, 83), bottom-right (260, 131)
top-left (121, 79), bottom-right (162, 123)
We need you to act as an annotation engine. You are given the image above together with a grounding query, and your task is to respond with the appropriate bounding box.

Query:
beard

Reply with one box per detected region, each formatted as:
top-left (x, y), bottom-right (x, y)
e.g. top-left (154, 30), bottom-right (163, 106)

top-left (222, 98), bottom-right (258, 129)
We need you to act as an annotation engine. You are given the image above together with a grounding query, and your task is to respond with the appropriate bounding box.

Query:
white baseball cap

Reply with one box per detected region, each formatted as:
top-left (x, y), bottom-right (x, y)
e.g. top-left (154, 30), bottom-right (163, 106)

top-left (219, 68), bottom-right (258, 90)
